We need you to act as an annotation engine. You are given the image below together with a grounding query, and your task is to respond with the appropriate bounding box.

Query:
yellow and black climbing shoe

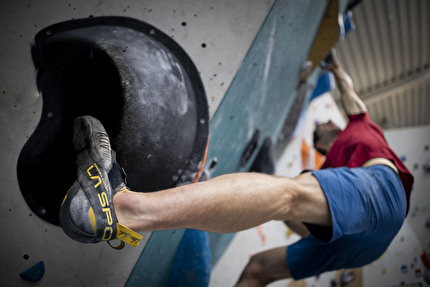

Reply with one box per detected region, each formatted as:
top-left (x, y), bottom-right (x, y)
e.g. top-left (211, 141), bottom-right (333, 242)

top-left (59, 116), bottom-right (142, 248)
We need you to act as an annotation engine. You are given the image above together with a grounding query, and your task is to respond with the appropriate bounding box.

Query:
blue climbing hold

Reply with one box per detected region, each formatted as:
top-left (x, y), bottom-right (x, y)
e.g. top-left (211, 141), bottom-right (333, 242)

top-left (343, 11), bottom-right (355, 36)
top-left (309, 71), bottom-right (335, 102)
top-left (19, 261), bottom-right (45, 282)
top-left (401, 264), bottom-right (408, 274)
top-left (167, 229), bottom-right (211, 287)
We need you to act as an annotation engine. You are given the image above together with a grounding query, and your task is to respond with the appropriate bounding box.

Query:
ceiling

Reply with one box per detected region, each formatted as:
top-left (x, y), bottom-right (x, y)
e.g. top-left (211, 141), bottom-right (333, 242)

top-left (334, 0), bottom-right (430, 130)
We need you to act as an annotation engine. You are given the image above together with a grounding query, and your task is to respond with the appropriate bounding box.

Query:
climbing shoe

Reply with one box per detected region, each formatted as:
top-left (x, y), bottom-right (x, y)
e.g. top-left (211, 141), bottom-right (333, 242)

top-left (60, 115), bottom-right (142, 248)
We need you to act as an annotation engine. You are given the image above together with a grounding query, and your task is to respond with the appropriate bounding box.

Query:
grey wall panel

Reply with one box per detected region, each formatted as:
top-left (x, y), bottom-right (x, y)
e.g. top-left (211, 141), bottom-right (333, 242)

top-left (0, 0), bottom-right (273, 285)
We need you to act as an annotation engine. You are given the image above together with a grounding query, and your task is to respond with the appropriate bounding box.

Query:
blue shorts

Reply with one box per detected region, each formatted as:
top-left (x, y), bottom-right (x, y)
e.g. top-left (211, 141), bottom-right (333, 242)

top-left (287, 165), bottom-right (407, 280)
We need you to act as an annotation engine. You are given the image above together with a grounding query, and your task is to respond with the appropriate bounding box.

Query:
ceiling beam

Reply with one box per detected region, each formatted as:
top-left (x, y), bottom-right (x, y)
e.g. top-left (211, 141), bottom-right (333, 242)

top-left (361, 68), bottom-right (430, 105)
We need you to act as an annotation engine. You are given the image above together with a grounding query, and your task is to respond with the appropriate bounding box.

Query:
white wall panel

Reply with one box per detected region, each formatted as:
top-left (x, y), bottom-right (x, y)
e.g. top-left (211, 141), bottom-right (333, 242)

top-left (0, 1), bottom-right (274, 285)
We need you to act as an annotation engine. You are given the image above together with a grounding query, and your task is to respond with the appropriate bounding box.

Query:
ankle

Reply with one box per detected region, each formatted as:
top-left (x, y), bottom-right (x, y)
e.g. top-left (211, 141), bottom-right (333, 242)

top-left (117, 186), bottom-right (129, 194)
top-left (113, 189), bottom-right (140, 230)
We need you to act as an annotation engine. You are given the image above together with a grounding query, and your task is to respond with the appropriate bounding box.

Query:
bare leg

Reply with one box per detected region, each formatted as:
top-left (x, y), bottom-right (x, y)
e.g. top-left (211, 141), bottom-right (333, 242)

top-left (113, 172), bottom-right (331, 234)
top-left (284, 220), bottom-right (311, 238)
top-left (235, 246), bottom-right (291, 287)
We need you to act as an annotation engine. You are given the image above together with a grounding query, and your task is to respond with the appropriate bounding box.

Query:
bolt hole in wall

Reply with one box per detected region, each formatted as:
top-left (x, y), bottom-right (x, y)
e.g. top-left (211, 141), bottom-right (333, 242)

top-left (1, 1), bottom-right (274, 286)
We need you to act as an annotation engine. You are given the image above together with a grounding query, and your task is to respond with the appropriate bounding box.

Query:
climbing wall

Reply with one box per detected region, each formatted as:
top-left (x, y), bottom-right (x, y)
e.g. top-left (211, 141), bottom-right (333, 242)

top-left (0, 0), bottom-right (273, 285)
top-left (127, 1), bottom-right (348, 285)
top-left (1, 0), bottom-right (353, 285)
top-left (364, 125), bottom-right (430, 287)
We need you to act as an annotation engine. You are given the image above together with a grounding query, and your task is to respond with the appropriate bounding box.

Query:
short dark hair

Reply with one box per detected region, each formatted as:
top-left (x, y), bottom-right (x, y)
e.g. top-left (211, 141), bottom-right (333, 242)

top-left (313, 128), bottom-right (320, 147)
top-left (313, 127), bottom-right (327, 156)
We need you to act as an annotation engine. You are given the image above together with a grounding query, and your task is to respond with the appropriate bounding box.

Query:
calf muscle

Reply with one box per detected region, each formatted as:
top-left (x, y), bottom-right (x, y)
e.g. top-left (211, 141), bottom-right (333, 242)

top-left (114, 172), bottom-right (331, 234)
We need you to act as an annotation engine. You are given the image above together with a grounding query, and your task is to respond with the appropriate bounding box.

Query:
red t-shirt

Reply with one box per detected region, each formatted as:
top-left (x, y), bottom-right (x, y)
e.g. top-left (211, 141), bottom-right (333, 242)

top-left (322, 113), bottom-right (414, 213)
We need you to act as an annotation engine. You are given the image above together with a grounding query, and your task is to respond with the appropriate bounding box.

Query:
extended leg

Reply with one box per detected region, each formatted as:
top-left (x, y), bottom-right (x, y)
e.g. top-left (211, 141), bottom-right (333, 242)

top-left (113, 171), bottom-right (331, 234)
top-left (60, 116), bottom-right (330, 249)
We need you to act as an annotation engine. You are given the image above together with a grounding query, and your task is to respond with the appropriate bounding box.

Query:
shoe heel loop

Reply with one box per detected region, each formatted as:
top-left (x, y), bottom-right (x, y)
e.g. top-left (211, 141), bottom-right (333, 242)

top-left (115, 223), bottom-right (143, 248)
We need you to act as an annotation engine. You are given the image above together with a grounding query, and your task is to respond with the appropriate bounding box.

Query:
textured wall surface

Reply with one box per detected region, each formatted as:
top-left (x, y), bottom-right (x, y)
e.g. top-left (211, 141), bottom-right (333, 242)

top-left (0, 1), bottom-right (272, 285)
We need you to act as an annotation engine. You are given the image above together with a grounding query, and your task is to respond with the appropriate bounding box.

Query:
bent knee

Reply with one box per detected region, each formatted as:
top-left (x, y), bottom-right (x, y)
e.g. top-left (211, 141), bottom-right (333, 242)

top-left (240, 247), bottom-right (291, 284)
top-left (281, 173), bottom-right (332, 226)
top-left (241, 255), bottom-right (265, 281)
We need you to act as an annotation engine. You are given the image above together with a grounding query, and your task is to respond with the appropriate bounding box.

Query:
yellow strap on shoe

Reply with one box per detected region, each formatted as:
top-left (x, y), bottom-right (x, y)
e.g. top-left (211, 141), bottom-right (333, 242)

top-left (115, 223), bottom-right (143, 248)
